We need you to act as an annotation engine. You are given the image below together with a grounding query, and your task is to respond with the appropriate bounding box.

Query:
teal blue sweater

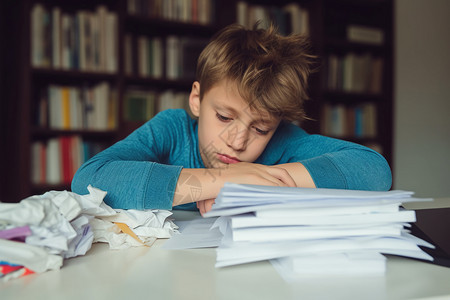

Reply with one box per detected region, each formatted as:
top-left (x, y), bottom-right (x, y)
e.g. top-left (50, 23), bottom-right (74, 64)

top-left (71, 109), bottom-right (392, 210)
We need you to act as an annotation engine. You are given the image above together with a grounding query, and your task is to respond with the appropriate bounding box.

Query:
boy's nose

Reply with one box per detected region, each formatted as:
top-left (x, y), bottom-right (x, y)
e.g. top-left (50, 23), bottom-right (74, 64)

top-left (225, 123), bottom-right (249, 152)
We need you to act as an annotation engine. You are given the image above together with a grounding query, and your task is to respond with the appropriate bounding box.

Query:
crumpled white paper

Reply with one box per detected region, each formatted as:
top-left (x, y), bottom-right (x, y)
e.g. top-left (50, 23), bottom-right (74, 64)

top-left (0, 185), bottom-right (179, 273)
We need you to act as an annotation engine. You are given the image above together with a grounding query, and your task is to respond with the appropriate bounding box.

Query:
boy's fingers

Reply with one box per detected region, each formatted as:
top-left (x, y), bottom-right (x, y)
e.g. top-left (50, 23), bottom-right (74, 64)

top-left (205, 199), bottom-right (215, 212)
top-left (268, 166), bottom-right (297, 187)
top-left (197, 201), bottom-right (205, 215)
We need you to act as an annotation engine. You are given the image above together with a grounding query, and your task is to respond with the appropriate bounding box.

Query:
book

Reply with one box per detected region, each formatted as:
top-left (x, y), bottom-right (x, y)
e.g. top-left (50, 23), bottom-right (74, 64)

top-left (123, 88), bottom-right (156, 122)
top-left (180, 37), bottom-right (208, 79)
top-left (151, 37), bottom-right (163, 79)
top-left (46, 138), bottom-right (61, 184)
top-left (105, 11), bottom-right (118, 72)
top-left (31, 3), bottom-right (45, 67)
top-left (31, 142), bottom-right (44, 185)
top-left (347, 25), bottom-right (384, 45)
top-left (51, 7), bottom-right (61, 68)
top-left (166, 36), bottom-right (179, 80)
top-left (60, 136), bottom-right (73, 184)
top-left (157, 90), bottom-right (190, 113)
top-left (283, 3), bottom-right (309, 35)
top-left (124, 34), bottom-right (133, 75)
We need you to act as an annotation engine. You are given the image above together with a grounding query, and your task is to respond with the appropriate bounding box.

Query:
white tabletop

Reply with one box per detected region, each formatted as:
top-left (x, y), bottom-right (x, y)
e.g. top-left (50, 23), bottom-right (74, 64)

top-left (2, 200), bottom-right (450, 300)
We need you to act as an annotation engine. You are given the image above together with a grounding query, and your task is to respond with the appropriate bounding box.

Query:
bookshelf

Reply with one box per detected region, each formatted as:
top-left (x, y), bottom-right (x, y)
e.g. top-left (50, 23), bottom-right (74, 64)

top-left (233, 0), bottom-right (393, 164)
top-left (1, 0), bottom-right (228, 203)
top-left (1, 0), bottom-right (393, 203)
top-left (308, 0), bottom-right (394, 164)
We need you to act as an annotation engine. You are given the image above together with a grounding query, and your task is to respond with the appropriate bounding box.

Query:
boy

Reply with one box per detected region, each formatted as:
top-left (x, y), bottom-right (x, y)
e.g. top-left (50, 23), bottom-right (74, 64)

top-left (71, 24), bottom-right (392, 215)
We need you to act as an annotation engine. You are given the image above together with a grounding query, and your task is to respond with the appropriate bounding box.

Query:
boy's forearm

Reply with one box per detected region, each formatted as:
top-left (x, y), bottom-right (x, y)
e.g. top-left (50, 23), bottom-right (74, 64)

top-left (172, 162), bottom-right (315, 207)
top-left (276, 162), bottom-right (316, 188)
top-left (172, 168), bottom-right (223, 207)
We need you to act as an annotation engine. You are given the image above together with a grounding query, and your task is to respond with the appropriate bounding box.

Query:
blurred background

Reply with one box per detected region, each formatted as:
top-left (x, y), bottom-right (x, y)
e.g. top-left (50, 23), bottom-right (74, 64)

top-left (0, 0), bottom-right (449, 203)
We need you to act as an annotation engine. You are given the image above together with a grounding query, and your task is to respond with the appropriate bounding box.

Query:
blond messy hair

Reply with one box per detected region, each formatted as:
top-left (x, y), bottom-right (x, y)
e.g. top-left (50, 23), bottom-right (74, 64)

top-left (196, 23), bottom-right (317, 122)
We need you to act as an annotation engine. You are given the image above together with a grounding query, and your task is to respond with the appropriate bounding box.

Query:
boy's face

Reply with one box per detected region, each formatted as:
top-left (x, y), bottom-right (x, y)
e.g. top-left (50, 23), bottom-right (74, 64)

top-left (189, 80), bottom-right (280, 168)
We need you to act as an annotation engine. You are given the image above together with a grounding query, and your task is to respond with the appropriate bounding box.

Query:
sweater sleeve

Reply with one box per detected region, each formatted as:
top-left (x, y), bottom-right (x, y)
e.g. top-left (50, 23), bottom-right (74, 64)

top-left (262, 124), bottom-right (392, 191)
top-left (71, 110), bottom-right (187, 210)
top-left (299, 139), bottom-right (393, 191)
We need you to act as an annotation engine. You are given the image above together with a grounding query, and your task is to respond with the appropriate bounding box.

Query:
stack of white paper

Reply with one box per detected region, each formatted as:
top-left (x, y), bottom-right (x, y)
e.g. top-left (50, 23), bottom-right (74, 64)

top-left (203, 183), bottom-right (435, 276)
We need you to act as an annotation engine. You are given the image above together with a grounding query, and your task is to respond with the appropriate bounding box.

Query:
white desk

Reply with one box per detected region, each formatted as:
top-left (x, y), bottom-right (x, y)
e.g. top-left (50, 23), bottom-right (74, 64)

top-left (2, 200), bottom-right (450, 300)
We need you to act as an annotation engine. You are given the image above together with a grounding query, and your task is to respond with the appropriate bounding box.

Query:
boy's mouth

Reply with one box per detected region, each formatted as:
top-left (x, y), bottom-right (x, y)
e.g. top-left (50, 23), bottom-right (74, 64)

top-left (217, 153), bottom-right (241, 164)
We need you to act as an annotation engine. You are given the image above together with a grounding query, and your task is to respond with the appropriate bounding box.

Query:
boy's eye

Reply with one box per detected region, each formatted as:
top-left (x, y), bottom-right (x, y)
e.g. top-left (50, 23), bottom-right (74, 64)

top-left (216, 113), bottom-right (232, 122)
top-left (254, 127), bottom-right (270, 135)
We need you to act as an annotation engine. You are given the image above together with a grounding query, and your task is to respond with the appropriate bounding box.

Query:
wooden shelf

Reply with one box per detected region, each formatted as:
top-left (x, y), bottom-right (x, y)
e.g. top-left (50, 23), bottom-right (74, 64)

top-left (324, 37), bottom-right (387, 54)
top-left (124, 15), bottom-right (218, 36)
top-left (31, 127), bottom-right (118, 138)
top-left (31, 183), bottom-right (71, 194)
top-left (31, 68), bottom-right (118, 81)
top-left (124, 76), bottom-right (193, 90)
top-left (323, 91), bottom-right (384, 103)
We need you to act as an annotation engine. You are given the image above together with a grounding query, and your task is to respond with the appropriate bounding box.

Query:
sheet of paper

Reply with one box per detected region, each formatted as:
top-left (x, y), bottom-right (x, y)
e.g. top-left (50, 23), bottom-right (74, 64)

top-left (162, 217), bottom-right (221, 250)
top-left (204, 198), bottom-right (429, 218)
top-left (214, 183), bottom-right (417, 208)
top-left (230, 210), bottom-right (416, 228)
top-left (270, 252), bottom-right (387, 281)
top-left (231, 223), bottom-right (405, 242)
top-left (215, 233), bottom-right (433, 267)
top-left (255, 202), bottom-right (401, 218)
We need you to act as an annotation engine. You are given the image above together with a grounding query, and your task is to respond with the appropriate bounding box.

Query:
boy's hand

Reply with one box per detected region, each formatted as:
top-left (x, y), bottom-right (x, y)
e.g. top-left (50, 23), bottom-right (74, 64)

top-left (195, 162), bottom-right (296, 216)
top-left (175, 162), bottom-right (311, 208)
top-left (216, 162), bottom-right (297, 188)
top-left (197, 198), bottom-right (215, 216)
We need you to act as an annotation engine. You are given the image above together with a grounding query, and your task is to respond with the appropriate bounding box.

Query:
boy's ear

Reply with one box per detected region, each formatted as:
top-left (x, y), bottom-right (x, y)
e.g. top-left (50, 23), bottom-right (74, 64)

top-left (189, 81), bottom-right (201, 117)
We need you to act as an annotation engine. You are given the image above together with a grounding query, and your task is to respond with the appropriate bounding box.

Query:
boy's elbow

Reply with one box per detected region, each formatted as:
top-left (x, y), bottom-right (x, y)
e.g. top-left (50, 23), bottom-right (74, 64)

top-left (365, 155), bottom-right (392, 191)
top-left (371, 169), bottom-right (392, 191)
top-left (71, 166), bottom-right (89, 195)
top-left (380, 164), bottom-right (393, 191)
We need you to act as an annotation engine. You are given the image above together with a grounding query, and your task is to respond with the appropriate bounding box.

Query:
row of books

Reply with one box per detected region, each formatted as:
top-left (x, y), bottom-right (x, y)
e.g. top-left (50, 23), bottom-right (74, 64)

top-left (326, 53), bottom-right (383, 94)
top-left (36, 82), bottom-right (118, 131)
top-left (124, 34), bottom-right (208, 80)
top-left (237, 1), bottom-right (309, 36)
top-left (321, 102), bottom-right (377, 138)
top-left (30, 4), bottom-right (118, 72)
top-left (126, 0), bottom-right (215, 25)
top-left (124, 88), bottom-right (191, 122)
top-left (31, 136), bottom-right (105, 185)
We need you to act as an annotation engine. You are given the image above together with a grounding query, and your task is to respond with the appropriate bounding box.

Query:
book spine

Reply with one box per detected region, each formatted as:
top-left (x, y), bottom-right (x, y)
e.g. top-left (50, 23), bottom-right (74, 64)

top-left (61, 87), bottom-right (71, 129)
top-left (52, 7), bottom-right (61, 68)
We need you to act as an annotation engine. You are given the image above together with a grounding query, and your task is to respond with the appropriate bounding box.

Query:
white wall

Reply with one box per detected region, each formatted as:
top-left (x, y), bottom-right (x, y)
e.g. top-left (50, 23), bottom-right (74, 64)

top-left (394, 0), bottom-right (450, 197)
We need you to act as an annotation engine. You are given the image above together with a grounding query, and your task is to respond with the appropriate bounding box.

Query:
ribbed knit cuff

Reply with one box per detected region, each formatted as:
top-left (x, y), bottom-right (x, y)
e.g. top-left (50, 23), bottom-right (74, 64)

top-left (143, 163), bottom-right (183, 210)
top-left (300, 155), bottom-right (348, 189)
